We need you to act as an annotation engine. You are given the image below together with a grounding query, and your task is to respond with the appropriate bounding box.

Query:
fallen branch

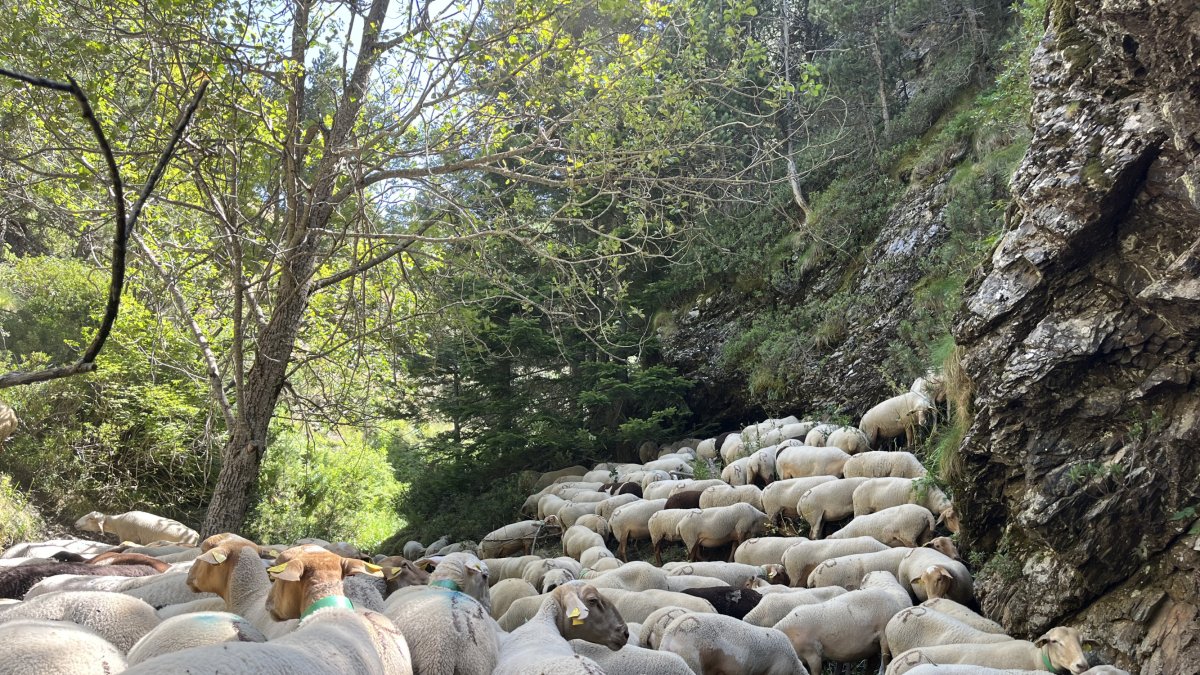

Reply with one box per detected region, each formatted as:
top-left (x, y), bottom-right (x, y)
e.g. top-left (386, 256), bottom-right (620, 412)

top-left (0, 69), bottom-right (208, 389)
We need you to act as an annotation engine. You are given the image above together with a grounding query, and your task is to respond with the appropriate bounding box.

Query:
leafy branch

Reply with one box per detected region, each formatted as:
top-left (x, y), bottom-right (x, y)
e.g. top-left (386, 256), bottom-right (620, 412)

top-left (0, 68), bottom-right (208, 389)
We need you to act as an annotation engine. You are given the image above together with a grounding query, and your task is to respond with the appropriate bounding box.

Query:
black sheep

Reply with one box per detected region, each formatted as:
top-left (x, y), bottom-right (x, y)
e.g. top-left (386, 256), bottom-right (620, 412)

top-left (664, 490), bottom-right (703, 510)
top-left (680, 585), bottom-right (764, 620)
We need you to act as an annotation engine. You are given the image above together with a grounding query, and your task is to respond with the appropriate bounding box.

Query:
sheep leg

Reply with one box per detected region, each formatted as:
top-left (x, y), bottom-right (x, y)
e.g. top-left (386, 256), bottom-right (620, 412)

top-left (688, 543), bottom-right (700, 562)
top-left (618, 536), bottom-right (628, 562)
top-left (653, 540), bottom-right (663, 566)
top-left (811, 513), bottom-right (824, 540)
top-left (726, 538), bottom-right (739, 563)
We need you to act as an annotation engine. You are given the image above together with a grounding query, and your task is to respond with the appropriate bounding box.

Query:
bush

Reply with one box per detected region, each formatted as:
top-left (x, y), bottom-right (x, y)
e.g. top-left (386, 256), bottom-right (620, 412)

top-left (0, 473), bottom-right (45, 549)
top-left (0, 256), bottom-right (218, 526)
top-left (246, 425), bottom-right (406, 551)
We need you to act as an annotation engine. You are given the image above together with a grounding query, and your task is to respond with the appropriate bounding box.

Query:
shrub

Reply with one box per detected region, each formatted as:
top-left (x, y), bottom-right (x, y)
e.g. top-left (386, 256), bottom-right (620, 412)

top-left (0, 473), bottom-right (45, 549)
top-left (246, 425), bottom-right (406, 551)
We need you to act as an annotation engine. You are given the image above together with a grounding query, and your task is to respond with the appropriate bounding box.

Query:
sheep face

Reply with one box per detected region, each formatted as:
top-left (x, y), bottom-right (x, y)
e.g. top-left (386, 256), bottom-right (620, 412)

top-left (924, 537), bottom-right (960, 560)
top-left (1036, 626), bottom-right (1092, 675)
top-left (541, 568), bottom-right (575, 593)
top-left (74, 511), bottom-right (104, 533)
top-left (554, 582), bottom-right (628, 650)
top-left (265, 547), bottom-right (383, 620)
top-left (375, 555), bottom-right (430, 593)
top-left (188, 543), bottom-right (258, 599)
top-left (937, 507), bottom-right (962, 534)
top-left (914, 565), bottom-right (953, 600)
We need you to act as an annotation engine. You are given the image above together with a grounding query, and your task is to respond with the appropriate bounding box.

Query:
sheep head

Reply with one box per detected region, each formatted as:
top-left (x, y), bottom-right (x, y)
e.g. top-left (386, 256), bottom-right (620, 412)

top-left (264, 546), bottom-right (383, 620)
top-left (553, 581), bottom-right (627, 650)
top-left (428, 551), bottom-right (491, 611)
top-left (1036, 626), bottom-right (1092, 675)
top-left (74, 511), bottom-right (105, 534)
top-left (375, 555), bottom-right (430, 593)
top-left (924, 536), bottom-right (961, 560)
top-left (913, 565), bottom-right (954, 600)
top-left (188, 543), bottom-right (260, 600)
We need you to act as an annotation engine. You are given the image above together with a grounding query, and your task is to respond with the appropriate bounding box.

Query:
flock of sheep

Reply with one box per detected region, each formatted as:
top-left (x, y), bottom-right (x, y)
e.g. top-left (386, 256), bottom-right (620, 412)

top-left (0, 377), bottom-right (1130, 674)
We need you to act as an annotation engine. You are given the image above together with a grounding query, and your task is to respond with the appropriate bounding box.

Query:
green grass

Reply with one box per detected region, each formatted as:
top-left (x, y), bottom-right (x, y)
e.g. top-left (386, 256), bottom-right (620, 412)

top-left (0, 474), bottom-right (46, 550)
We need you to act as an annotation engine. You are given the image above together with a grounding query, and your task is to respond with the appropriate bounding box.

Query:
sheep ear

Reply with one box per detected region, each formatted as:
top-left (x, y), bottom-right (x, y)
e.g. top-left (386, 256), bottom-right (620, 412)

top-left (267, 561), bottom-right (303, 582)
top-left (197, 549), bottom-right (227, 565)
top-left (561, 588), bottom-right (590, 624)
top-left (342, 559), bottom-right (384, 578)
top-left (385, 567), bottom-right (402, 580)
top-left (934, 511), bottom-right (946, 526)
top-left (1034, 632), bottom-right (1053, 647)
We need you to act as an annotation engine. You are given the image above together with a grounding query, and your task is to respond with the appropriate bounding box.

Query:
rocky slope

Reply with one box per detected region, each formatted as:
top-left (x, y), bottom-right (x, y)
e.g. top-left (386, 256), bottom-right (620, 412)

top-left (952, 1), bottom-right (1200, 672)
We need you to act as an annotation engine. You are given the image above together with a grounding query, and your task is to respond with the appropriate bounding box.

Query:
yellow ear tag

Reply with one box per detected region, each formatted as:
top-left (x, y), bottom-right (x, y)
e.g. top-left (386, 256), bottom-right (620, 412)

top-left (569, 607), bottom-right (584, 626)
top-left (211, 550), bottom-right (227, 564)
top-left (266, 563), bottom-right (287, 575)
top-left (364, 563), bottom-right (383, 573)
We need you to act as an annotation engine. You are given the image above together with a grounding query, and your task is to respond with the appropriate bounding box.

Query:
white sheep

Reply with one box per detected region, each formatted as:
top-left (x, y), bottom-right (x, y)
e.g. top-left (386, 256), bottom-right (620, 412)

top-left (782, 536), bottom-right (891, 587)
top-left (774, 570), bottom-right (912, 674)
top-left (719, 433), bottom-right (744, 463)
top-left (779, 421), bottom-right (817, 441)
top-left (401, 541), bottom-right (425, 559)
top-left (1, 539), bottom-right (114, 559)
top-left (803, 423), bottom-right (840, 446)
top-left (595, 493), bottom-right (641, 521)
top-left (571, 639), bottom-right (694, 674)
top-left (124, 601), bottom-right (413, 674)
top-left (126, 611), bottom-right (268, 664)
top-left (638, 605), bottom-right (693, 648)
top-left (733, 536), bottom-right (809, 566)
top-left (73, 511), bottom-right (200, 546)
top-left (742, 586), bottom-right (848, 626)
top-left (699, 483), bottom-right (765, 511)
top-left (797, 477), bottom-right (871, 538)
top-left (609, 499), bottom-right (668, 560)
top-left (0, 618), bottom-right (127, 674)
top-left (0, 402), bottom-right (16, 445)
top-left (643, 480), bottom-right (689, 500)
top-left (676, 502), bottom-right (769, 562)
top-left (827, 503), bottom-right (936, 548)
top-left (659, 611), bottom-right (809, 675)
top-left (825, 426), bottom-right (872, 455)
top-left (665, 561), bottom-right (785, 587)
top-left (920, 598), bottom-right (1004, 634)
top-left (647, 509), bottom-right (695, 565)
top-left (673, 478), bottom-right (722, 495)
top-left (762, 476), bottom-right (839, 522)
top-left (489, 577), bottom-right (539, 619)
top-left (586, 557), bottom-right (623, 573)
top-left (896, 547), bottom-right (975, 605)
top-left (587, 561), bottom-right (669, 592)
top-left (557, 502), bottom-right (605, 529)
top-left (859, 393), bottom-right (933, 448)
top-left (775, 446), bottom-right (851, 480)
top-left (664, 575), bottom-right (728, 592)
top-left (483, 555), bottom-right (541, 585)
top-left (579, 545), bottom-right (616, 568)
top-left (562, 525), bottom-right (607, 561)
top-left (695, 438), bottom-right (719, 461)
top-left (597, 587), bottom-right (717, 623)
top-left (882, 605), bottom-right (1011, 663)
top-left (478, 518), bottom-right (561, 559)
top-left (884, 626), bottom-right (1093, 675)
top-left (384, 581), bottom-right (499, 675)
top-left (853, 477), bottom-right (961, 533)
top-left (493, 581), bottom-right (628, 675)
top-left (806, 547), bottom-right (915, 589)
top-left (571, 514), bottom-right (611, 539)
top-left (720, 456), bottom-right (753, 486)
top-left (0, 589), bottom-right (161, 652)
top-left (538, 494), bottom-right (570, 521)
top-left (843, 451), bottom-right (928, 479)
top-left (521, 557), bottom-right (582, 594)
top-left (744, 446), bottom-right (781, 485)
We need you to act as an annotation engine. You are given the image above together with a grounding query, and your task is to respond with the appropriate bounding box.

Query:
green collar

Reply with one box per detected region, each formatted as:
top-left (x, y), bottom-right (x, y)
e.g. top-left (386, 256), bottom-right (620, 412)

top-left (1041, 648), bottom-right (1066, 674)
top-left (300, 595), bottom-right (354, 621)
top-left (430, 579), bottom-right (461, 592)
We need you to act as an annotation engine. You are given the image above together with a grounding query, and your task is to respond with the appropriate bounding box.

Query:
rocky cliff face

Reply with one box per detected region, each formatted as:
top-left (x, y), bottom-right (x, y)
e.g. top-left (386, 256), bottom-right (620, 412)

top-left (953, 1), bottom-right (1200, 672)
